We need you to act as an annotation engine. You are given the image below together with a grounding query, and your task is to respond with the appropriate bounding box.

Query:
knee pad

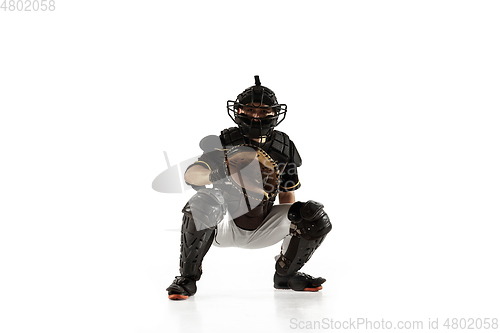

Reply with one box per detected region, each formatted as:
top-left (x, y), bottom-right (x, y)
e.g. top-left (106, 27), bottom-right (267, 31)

top-left (287, 200), bottom-right (331, 241)
top-left (184, 188), bottom-right (226, 231)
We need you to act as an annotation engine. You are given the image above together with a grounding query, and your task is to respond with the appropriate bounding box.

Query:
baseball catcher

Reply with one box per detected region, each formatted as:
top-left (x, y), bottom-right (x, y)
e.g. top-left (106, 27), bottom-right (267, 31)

top-left (166, 76), bottom-right (332, 300)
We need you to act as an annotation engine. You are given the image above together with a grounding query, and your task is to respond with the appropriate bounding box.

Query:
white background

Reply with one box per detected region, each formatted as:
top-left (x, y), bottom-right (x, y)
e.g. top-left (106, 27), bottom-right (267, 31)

top-left (1, 1), bottom-right (499, 332)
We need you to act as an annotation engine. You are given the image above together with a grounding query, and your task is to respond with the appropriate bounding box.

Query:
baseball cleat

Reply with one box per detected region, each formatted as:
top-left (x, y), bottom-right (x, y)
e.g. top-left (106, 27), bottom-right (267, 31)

top-left (166, 276), bottom-right (197, 300)
top-left (274, 272), bottom-right (326, 291)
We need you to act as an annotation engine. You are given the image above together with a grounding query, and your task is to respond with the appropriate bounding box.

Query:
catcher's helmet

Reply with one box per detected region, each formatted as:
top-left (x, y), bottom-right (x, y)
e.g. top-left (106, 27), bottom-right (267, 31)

top-left (227, 75), bottom-right (287, 138)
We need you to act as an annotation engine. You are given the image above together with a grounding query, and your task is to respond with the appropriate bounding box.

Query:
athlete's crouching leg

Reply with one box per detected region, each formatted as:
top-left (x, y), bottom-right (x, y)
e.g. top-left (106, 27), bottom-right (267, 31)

top-left (166, 189), bottom-right (226, 300)
top-left (274, 200), bottom-right (332, 291)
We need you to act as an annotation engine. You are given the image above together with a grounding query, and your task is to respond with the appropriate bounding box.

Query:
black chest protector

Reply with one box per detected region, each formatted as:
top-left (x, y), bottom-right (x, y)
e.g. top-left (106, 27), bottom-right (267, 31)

top-left (220, 127), bottom-right (292, 170)
top-left (218, 127), bottom-right (295, 230)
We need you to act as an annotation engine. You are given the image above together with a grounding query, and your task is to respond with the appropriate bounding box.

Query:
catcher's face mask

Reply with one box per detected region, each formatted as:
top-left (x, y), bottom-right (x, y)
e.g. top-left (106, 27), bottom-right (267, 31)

top-left (227, 75), bottom-right (287, 139)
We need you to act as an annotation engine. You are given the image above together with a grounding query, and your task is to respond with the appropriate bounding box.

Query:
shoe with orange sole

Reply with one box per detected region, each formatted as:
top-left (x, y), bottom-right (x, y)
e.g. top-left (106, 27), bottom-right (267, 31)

top-left (274, 272), bottom-right (326, 291)
top-left (166, 276), bottom-right (197, 300)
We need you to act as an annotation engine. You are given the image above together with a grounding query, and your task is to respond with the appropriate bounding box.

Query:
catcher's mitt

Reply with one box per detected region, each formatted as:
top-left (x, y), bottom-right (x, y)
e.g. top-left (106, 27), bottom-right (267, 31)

top-left (224, 144), bottom-right (280, 204)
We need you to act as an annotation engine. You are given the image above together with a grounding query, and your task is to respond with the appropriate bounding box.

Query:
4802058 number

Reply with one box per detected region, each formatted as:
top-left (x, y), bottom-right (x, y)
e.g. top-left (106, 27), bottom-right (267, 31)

top-left (1, 0), bottom-right (55, 11)
top-left (443, 318), bottom-right (498, 330)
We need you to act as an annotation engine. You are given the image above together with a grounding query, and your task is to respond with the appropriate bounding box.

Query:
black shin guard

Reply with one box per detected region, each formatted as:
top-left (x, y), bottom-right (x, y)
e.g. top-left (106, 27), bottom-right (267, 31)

top-left (275, 235), bottom-right (327, 276)
top-left (275, 200), bottom-right (331, 277)
top-left (178, 205), bottom-right (216, 281)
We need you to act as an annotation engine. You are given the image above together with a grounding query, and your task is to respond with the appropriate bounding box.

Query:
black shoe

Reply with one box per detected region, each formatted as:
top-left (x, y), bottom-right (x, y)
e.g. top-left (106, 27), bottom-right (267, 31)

top-left (274, 272), bottom-right (326, 291)
top-left (166, 276), bottom-right (197, 300)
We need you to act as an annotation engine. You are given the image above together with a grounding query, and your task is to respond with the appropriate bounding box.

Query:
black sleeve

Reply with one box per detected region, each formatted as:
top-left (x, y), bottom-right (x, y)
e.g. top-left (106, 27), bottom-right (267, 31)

top-left (185, 151), bottom-right (220, 172)
top-left (278, 140), bottom-right (301, 192)
top-left (184, 135), bottom-right (225, 177)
